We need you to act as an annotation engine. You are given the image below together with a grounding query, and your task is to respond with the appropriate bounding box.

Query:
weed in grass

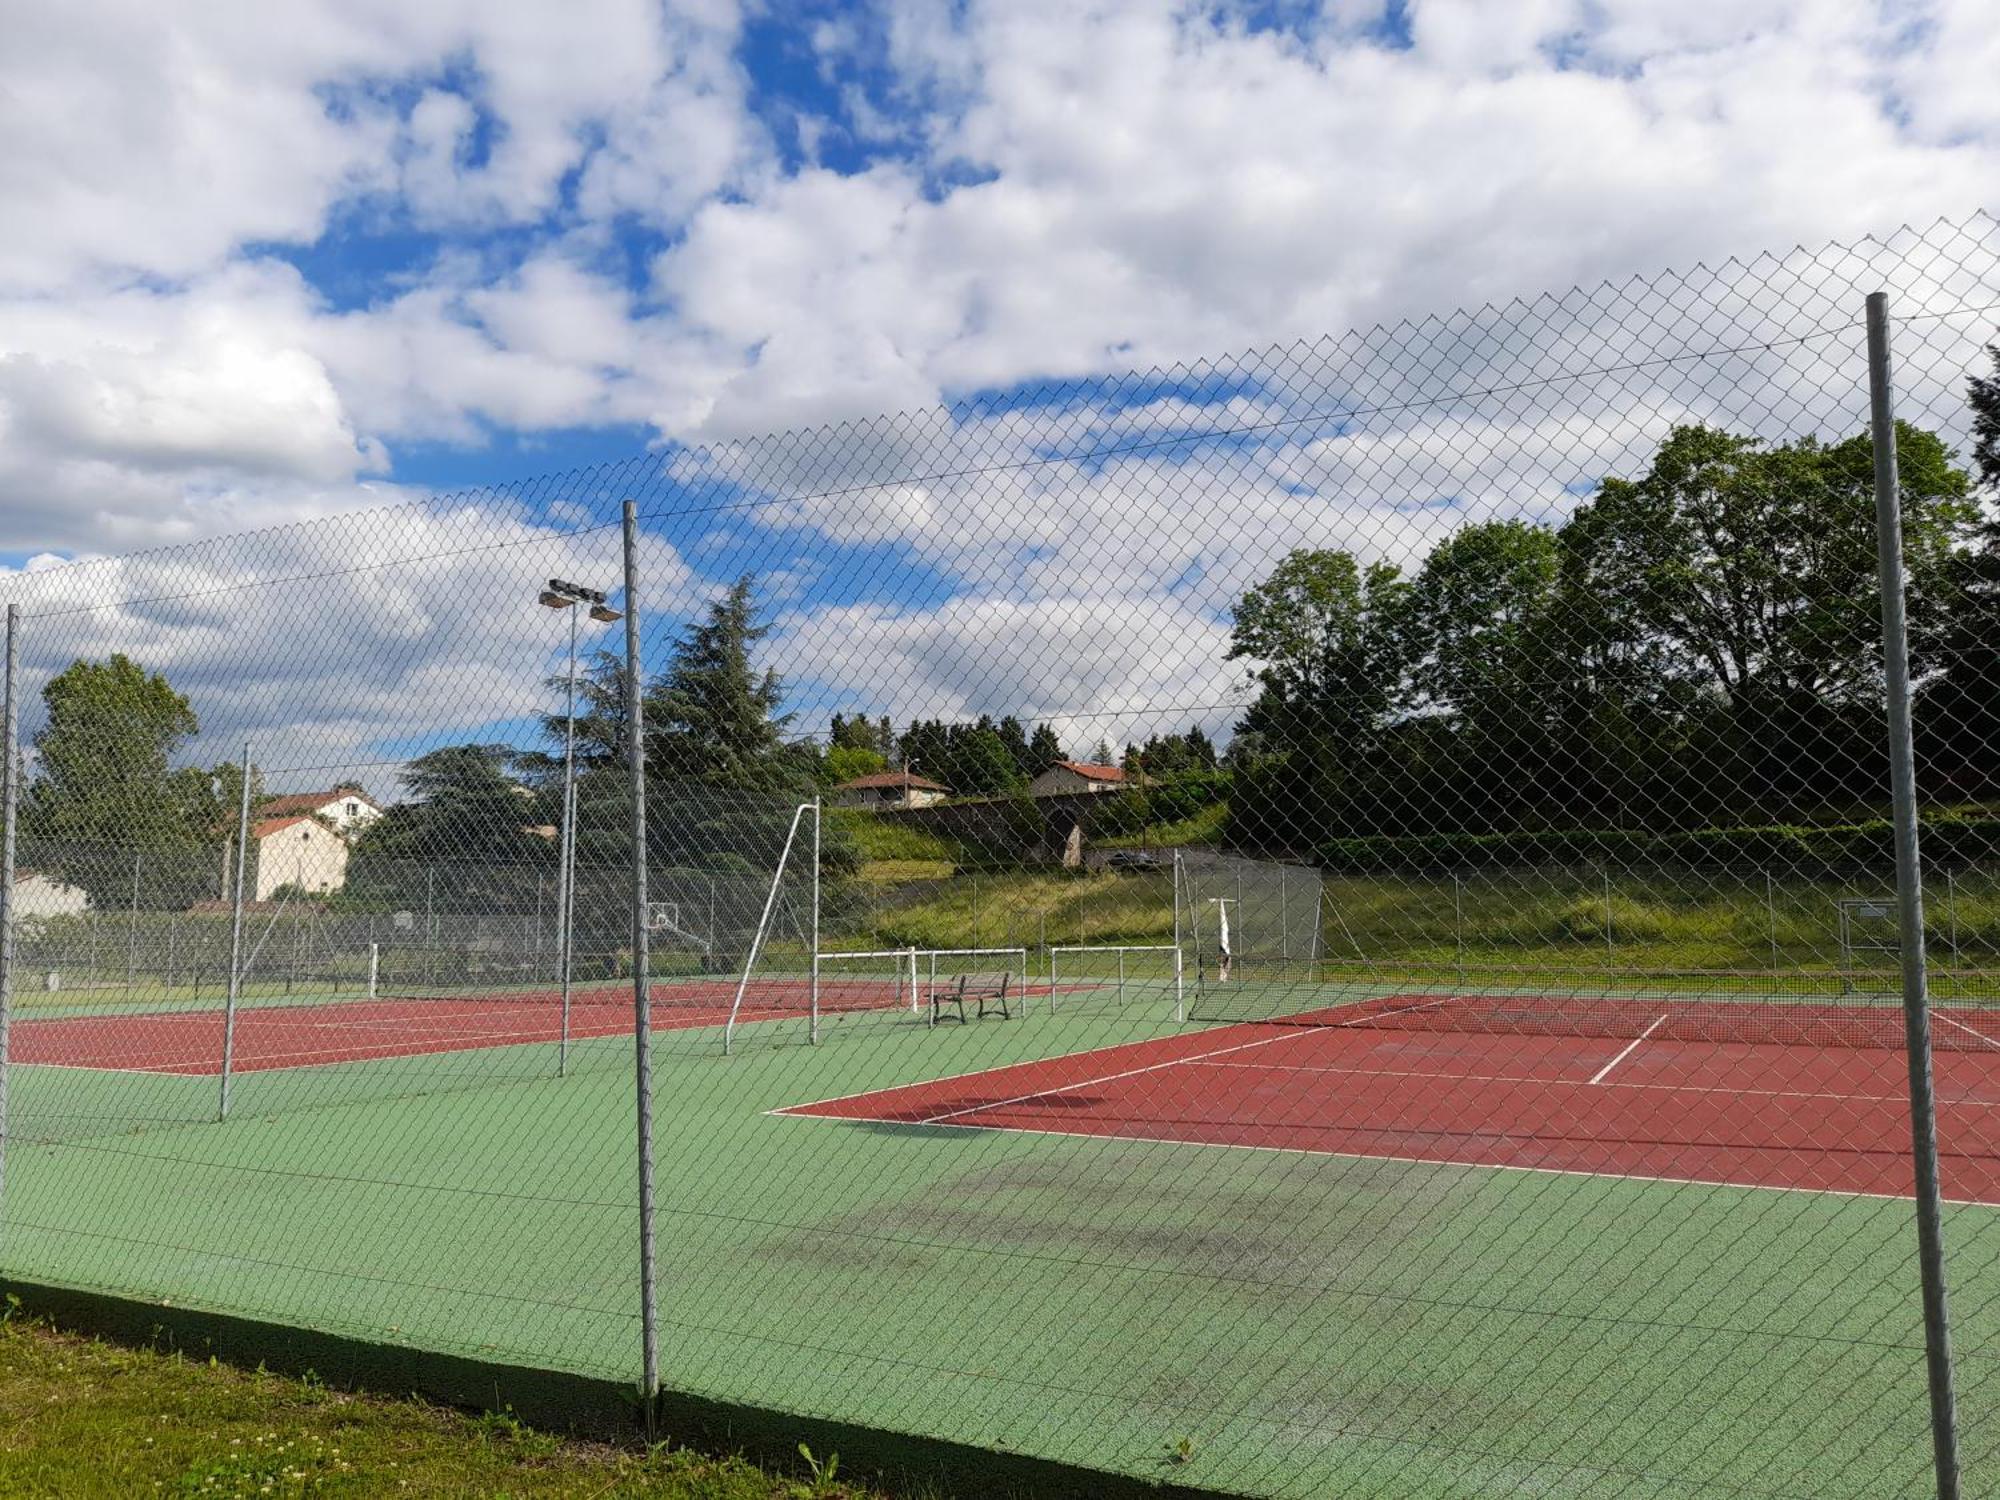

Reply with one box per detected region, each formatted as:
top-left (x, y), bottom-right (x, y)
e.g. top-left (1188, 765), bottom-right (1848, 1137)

top-left (797, 1441), bottom-right (841, 1493)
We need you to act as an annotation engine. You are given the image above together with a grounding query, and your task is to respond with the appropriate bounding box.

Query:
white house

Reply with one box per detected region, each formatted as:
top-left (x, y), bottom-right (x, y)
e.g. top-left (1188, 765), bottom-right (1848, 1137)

top-left (256, 785), bottom-right (382, 834)
top-left (1027, 760), bottom-right (1129, 798)
top-left (14, 870), bottom-right (90, 922)
top-left (832, 770), bottom-right (951, 809)
top-left (250, 814), bottom-right (351, 900)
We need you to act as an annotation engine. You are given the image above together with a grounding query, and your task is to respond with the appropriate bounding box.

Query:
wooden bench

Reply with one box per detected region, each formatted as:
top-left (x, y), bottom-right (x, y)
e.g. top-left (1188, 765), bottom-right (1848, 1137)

top-left (926, 970), bottom-right (1014, 1026)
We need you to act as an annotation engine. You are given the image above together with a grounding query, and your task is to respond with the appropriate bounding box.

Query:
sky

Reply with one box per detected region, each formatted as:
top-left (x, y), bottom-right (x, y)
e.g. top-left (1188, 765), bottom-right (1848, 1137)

top-left (2, 0), bottom-right (1998, 791)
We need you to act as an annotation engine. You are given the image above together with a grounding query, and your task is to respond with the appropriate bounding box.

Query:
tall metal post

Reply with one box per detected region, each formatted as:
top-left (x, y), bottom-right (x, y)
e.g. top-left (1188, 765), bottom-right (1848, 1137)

top-left (1869, 291), bottom-right (1961, 1500)
top-left (126, 851), bottom-right (141, 990)
top-left (809, 797), bottom-right (822, 1044)
top-left (1602, 870), bottom-right (1614, 964)
top-left (1454, 874), bottom-right (1466, 991)
top-left (0, 606), bottom-right (20, 1217)
top-left (1766, 872), bottom-right (1781, 991)
top-left (424, 867), bottom-right (436, 988)
top-left (558, 601), bottom-right (579, 1076)
top-left (623, 500), bottom-right (660, 1407)
top-left (218, 742), bottom-right (252, 1120)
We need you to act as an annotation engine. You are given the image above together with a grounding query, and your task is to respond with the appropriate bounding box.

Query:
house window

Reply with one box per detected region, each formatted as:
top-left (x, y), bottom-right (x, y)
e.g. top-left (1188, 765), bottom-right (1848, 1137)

top-left (345, 801), bottom-right (359, 818)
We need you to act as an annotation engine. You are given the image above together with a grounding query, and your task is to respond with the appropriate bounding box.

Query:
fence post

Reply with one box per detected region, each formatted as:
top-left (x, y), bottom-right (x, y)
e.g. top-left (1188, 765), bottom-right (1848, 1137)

top-left (622, 500), bottom-right (661, 1412)
top-left (810, 798), bottom-right (821, 1045)
top-left (1602, 869), bottom-right (1614, 965)
top-left (0, 606), bottom-right (20, 1218)
top-left (218, 742), bottom-right (252, 1121)
top-left (1869, 290), bottom-right (1961, 1500)
top-left (1766, 872), bottom-right (1781, 993)
top-left (126, 851), bottom-right (141, 990)
top-left (1454, 874), bottom-right (1466, 991)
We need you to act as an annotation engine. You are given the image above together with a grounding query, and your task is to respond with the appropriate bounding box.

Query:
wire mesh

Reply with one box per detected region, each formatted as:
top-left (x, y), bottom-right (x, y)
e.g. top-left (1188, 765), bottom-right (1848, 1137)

top-left (3, 213), bottom-right (2000, 1497)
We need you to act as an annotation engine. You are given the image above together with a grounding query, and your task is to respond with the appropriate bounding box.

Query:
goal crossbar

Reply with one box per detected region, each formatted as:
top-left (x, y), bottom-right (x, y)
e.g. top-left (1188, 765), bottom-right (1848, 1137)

top-left (1048, 944), bottom-right (1184, 1021)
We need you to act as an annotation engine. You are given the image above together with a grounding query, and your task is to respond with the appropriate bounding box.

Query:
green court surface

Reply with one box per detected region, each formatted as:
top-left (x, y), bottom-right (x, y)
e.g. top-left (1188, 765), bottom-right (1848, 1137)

top-left (5, 987), bottom-right (1998, 1498)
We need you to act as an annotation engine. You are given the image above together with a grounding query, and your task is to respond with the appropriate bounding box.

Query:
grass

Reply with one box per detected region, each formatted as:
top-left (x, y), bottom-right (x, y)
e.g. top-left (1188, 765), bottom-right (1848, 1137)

top-left (1094, 801), bottom-right (1228, 850)
top-left (0, 1314), bottom-right (889, 1499)
top-left (826, 810), bottom-right (964, 867)
top-left (833, 861), bottom-right (2000, 1000)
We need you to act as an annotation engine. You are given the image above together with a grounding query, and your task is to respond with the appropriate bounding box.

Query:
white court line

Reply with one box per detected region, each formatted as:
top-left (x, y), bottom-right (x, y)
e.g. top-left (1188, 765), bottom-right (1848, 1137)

top-left (1935, 1010), bottom-right (2000, 1051)
top-left (779, 994), bottom-right (1464, 1126)
top-left (773, 1109), bottom-right (2000, 1207)
top-left (1177, 1057), bottom-right (2000, 1109)
top-left (772, 1000), bottom-right (1464, 1120)
top-left (1587, 1015), bottom-right (1668, 1086)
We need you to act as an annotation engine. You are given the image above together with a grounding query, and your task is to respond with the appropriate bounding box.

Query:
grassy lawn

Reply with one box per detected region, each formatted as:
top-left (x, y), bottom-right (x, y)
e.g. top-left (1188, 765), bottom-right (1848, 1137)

top-left (0, 1315), bottom-right (883, 1499)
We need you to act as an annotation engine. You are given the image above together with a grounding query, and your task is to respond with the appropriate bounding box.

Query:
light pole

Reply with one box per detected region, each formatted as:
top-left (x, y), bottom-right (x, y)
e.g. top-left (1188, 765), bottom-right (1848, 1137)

top-left (539, 578), bottom-right (622, 1076)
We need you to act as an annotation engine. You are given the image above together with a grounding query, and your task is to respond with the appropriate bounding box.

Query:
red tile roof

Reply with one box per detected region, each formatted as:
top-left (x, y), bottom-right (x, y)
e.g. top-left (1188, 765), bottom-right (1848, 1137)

top-left (1048, 760), bottom-right (1128, 783)
top-left (837, 770), bottom-right (950, 792)
top-left (251, 814), bottom-right (319, 838)
top-left (258, 789), bottom-right (377, 818)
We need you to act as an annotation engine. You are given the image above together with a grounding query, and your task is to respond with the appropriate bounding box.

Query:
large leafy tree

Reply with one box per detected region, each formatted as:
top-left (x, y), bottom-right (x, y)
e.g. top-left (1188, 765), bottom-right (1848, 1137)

top-left (1563, 421), bottom-right (1973, 815)
top-left (346, 744), bottom-right (554, 910)
top-left (1226, 548), bottom-right (1410, 844)
top-left (25, 655), bottom-right (215, 905)
top-left (1925, 348), bottom-right (2000, 790)
top-left (1566, 423), bottom-right (1972, 708)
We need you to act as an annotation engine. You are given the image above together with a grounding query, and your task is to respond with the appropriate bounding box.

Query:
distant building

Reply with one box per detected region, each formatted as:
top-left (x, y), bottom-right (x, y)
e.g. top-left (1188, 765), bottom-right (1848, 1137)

top-left (250, 815), bottom-right (350, 900)
top-left (256, 785), bottom-right (382, 835)
top-left (833, 770), bottom-right (951, 809)
top-left (14, 870), bottom-right (89, 922)
top-left (1027, 761), bottom-right (1129, 798)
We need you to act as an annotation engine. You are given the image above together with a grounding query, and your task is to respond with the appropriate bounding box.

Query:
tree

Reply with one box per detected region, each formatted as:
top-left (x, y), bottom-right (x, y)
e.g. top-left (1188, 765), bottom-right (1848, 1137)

top-left (1567, 424), bottom-right (1971, 709)
top-left (1563, 422), bottom-right (1974, 816)
top-left (346, 744), bottom-right (555, 914)
top-left (649, 577), bottom-right (803, 792)
top-left (995, 715), bottom-right (1035, 779)
top-left (24, 656), bottom-right (213, 906)
top-left (1225, 549), bottom-right (1412, 846)
top-left (825, 744), bottom-right (888, 784)
top-left (1027, 723), bottom-right (1063, 771)
top-left (1971, 342), bottom-right (2000, 492)
top-left (829, 713), bottom-right (882, 754)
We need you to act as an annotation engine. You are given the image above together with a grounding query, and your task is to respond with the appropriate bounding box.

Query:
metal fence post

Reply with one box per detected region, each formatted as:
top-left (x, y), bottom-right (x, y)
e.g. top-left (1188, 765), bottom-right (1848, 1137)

top-left (126, 851), bottom-right (141, 990)
top-left (809, 797), bottom-right (821, 1044)
top-left (218, 742), bottom-right (252, 1121)
top-left (1868, 290), bottom-right (1961, 1500)
top-left (622, 500), bottom-right (661, 1410)
top-left (0, 606), bottom-right (19, 1218)
top-left (1454, 874), bottom-right (1466, 991)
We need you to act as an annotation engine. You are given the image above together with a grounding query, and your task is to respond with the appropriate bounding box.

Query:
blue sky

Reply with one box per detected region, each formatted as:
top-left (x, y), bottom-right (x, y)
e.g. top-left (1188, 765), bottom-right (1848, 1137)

top-left (0, 0), bottom-right (1995, 785)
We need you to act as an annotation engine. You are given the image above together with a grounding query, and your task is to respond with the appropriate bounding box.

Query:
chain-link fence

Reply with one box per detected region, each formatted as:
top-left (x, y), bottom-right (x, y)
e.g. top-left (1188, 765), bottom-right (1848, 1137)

top-left (3, 214), bottom-right (2000, 1497)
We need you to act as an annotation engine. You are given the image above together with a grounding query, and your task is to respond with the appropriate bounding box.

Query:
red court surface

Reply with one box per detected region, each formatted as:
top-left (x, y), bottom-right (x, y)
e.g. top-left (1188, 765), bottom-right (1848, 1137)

top-left (778, 993), bottom-right (2000, 1203)
top-left (14, 979), bottom-right (901, 1075)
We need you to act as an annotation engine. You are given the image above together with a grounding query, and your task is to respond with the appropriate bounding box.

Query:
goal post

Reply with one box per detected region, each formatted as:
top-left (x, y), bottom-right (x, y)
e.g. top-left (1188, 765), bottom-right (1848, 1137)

top-left (1049, 944), bottom-right (1184, 1021)
top-left (723, 801), bottom-right (818, 1056)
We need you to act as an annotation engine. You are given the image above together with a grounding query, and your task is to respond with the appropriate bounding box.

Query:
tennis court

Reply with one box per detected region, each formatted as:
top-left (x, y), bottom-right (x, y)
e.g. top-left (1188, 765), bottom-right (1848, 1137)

top-left (780, 992), bottom-right (2000, 1203)
top-left (12, 974), bottom-right (924, 1074)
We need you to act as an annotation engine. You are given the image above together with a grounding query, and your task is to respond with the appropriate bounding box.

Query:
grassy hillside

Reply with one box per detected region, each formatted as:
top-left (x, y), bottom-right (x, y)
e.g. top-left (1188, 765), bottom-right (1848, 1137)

top-left (827, 860), bottom-right (2000, 997)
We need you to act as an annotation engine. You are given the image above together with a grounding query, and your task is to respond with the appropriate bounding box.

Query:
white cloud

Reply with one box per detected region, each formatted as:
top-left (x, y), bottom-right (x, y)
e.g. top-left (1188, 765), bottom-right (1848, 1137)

top-left (2, 499), bottom-right (693, 787)
top-left (778, 596), bottom-right (1243, 755)
top-left (3, 0), bottom-right (1998, 766)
